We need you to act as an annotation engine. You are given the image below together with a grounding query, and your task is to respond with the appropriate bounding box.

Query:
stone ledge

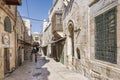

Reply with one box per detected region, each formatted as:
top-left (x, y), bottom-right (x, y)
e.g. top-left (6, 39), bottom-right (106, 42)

top-left (89, 0), bottom-right (100, 7)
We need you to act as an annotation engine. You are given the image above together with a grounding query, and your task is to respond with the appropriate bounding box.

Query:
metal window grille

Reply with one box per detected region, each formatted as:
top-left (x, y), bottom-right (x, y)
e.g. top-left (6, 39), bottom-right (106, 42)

top-left (95, 7), bottom-right (117, 63)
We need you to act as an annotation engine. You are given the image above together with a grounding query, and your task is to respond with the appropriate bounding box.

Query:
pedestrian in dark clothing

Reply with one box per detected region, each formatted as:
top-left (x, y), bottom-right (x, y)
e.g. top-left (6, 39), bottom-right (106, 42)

top-left (36, 47), bottom-right (39, 53)
top-left (30, 47), bottom-right (38, 62)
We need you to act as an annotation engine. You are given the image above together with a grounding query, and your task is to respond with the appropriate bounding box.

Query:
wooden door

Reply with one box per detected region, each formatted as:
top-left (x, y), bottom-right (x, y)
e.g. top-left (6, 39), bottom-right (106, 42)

top-left (4, 48), bottom-right (10, 74)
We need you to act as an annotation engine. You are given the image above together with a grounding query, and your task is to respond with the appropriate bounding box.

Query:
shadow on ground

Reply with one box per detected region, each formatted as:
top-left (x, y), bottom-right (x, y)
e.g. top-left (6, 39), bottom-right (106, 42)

top-left (32, 57), bottom-right (50, 80)
top-left (4, 56), bottom-right (50, 80)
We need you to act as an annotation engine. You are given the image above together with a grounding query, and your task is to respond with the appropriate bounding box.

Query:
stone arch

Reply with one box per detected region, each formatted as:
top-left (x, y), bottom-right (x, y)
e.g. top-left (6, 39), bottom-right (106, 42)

top-left (67, 20), bottom-right (74, 57)
top-left (67, 20), bottom-right (75, 68)
top-left (76, 48), bottom-right (81, 59)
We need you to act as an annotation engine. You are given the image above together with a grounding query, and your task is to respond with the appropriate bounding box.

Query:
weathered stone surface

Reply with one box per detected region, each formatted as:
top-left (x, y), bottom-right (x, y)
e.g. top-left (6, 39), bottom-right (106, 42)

top-left (89, 1), bottom-right (120, 80)
top-left (43, 0), bottom-right (120, 80)
top-left (4, 57), bottom-right (89, 80)
top-left (0, 1), bottom-right (16, 79)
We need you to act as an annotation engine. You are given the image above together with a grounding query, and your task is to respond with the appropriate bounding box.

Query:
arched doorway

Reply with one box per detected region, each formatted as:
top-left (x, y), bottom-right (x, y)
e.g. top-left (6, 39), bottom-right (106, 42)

top-left (67, 20), bottom-right (74, 68)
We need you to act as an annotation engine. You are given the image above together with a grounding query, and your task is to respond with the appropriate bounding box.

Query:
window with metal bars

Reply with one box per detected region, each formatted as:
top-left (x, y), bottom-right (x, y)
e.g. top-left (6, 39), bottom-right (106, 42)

top-left (95, 7), bottom-right (117, 63)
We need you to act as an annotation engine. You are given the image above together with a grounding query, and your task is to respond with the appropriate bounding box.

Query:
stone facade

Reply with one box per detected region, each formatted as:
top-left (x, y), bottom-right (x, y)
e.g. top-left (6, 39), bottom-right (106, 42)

top-left (41, 0), bottom-right (120, 80)
top-left (89, 0), bottom-right (120, 80)
top-left (0, 0), bottom-right (17, 79)
top-left (42, 0), bottom-right (120, 80)
top-left (42, 0), bottom-right (63, 56)
top-left (62, 0), bottom-right (120, 80)
top-left (49, 0), bottom-right (65, 62)
top-left (23, 19), bottom-right (32, 60)
top-left (62, 0), bottom-right (90, 76)
top-left (16, 11), bottom-right (25, 67)
top-left (23, 19), bottom-right (31, 36)
top-left (32, 32), bottom-right (42, 45)
top-left (42, 22), bottom-right (52, 56)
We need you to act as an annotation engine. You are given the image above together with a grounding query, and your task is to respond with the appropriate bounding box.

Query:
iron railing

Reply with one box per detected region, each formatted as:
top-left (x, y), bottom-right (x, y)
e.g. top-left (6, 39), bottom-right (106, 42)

top-left (95, 7), bottom-right (117, 63)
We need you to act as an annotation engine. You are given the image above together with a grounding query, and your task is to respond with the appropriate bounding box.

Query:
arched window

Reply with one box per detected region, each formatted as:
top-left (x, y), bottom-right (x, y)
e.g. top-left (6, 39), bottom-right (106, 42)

top-left (76, 48), bottom-right (80, 59)
top-left (4, 16), bottom-right (12, 33)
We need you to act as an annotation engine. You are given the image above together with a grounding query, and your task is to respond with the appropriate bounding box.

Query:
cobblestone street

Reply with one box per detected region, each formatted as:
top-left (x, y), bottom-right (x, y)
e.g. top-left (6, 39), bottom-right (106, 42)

top-left (4, 56), bottom-right (88, 80)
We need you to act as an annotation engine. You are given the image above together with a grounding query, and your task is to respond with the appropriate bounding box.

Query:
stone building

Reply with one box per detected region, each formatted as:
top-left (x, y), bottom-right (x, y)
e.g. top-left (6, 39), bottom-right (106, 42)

top-left (42, 21), bottom-right (52, 56)
top-left (32, 32), bottom-right (42, 45)
top-left (62, 0), bottom-right (90, 73)
top-left (0, 0), bottom-right (21, 79)
top-left (16, 11), bottom-right (25, 67)
top-left (89, 0), bottom-right (120, 80)
top-left (50, 0), bottom-right (65, 63)
top-left (23, 19), bottom-right (32, 60)
top-left (43, 0), bottom-right (120, 80)
top-left (62, 0), bottom-right (120, 80)
top-left (23, 19), bottom-right (31, 36)
top-left (42, 0), bottom-right (64, 58)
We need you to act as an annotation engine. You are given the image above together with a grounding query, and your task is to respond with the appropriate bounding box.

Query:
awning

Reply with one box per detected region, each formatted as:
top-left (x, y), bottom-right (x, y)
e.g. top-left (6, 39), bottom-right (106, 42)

top-left (40, 44), bottom-right (48, 48)
top-left (40, 37), bottom-right (66, 47)
top-left (50, 37), bottom-right (66, 44)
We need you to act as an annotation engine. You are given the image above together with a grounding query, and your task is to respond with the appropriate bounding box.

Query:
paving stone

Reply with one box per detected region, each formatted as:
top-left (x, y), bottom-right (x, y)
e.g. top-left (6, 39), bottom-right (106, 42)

top-left (4, 56), bottom-right (89, 80)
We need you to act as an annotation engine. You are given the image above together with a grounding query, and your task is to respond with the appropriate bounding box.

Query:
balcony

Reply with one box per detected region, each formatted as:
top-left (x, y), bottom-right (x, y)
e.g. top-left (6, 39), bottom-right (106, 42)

top-left (4, 0), bottom-right (21, 5)
top-left (52, 11), bottom-right (63, 34)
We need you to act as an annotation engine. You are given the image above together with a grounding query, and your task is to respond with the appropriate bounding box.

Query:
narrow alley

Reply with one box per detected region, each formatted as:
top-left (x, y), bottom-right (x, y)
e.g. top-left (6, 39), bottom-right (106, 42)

top-left (1, 0), bottom-right (120, 80)
top-left (4, 56), bottom-right (88, 80)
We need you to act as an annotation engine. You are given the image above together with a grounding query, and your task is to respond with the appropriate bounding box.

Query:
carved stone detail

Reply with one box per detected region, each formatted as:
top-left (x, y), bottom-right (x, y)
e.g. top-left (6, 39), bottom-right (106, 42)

top-left (90, 0), bottom-right (118, 17)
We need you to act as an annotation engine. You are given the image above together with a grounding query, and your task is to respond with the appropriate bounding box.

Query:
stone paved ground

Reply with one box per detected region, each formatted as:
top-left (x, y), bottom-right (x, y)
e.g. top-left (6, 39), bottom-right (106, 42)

top-left (4, 56), bottom-right (89, 80)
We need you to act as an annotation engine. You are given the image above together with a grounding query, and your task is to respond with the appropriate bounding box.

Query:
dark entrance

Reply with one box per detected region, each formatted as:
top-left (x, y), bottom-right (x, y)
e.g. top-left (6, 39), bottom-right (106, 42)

top-left (18, 47), bottom-right (22, 66)
top-left (59, 42), bottom-right (65, 64)
top-left (4, 48), bottom-right (10, 74)
top-left (42, 46), bottom-right (47, 56)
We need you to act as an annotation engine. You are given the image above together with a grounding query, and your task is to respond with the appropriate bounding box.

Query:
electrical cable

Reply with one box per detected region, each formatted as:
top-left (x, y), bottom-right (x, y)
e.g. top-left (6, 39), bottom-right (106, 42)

top-left (26, 0), bottom-right (30, 18)
top-left (22, 16), bottom-right (44, 22)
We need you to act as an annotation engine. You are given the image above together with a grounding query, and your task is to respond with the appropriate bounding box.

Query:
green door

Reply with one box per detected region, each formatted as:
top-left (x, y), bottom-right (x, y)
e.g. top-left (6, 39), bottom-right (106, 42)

top-left (60, 42), bottom-right (64, 64)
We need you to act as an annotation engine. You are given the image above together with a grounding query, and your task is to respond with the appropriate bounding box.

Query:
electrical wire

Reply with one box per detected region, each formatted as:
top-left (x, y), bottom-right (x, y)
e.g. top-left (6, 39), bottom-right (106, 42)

top-left (22, 16), bottom-right (44, 22)
top-left (26, 0), bottom-right (30, 18)
top-left (24, 0), bottom-right (45, 22)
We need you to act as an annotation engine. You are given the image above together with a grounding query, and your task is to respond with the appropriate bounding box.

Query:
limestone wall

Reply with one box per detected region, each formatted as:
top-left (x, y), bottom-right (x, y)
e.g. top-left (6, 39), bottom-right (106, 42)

top-left (0, 5), bottom-right (16, 79)
top-left (63, 0), bottom-right (90, 75)
top-left (63, 0), bottom-right (120, 80)
top-left (42, 23), bottom-right (52, 56)
top-left (89, 0), bottom-right (120, 80)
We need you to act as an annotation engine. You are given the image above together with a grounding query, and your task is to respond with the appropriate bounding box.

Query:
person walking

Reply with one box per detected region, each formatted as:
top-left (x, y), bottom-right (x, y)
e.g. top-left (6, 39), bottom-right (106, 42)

top-left (35, 47), bottom-right (39, 62)
top-left (30, 47), bottom-right (38, 63)
top-left (34, 47), bottom-right (38, 63)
